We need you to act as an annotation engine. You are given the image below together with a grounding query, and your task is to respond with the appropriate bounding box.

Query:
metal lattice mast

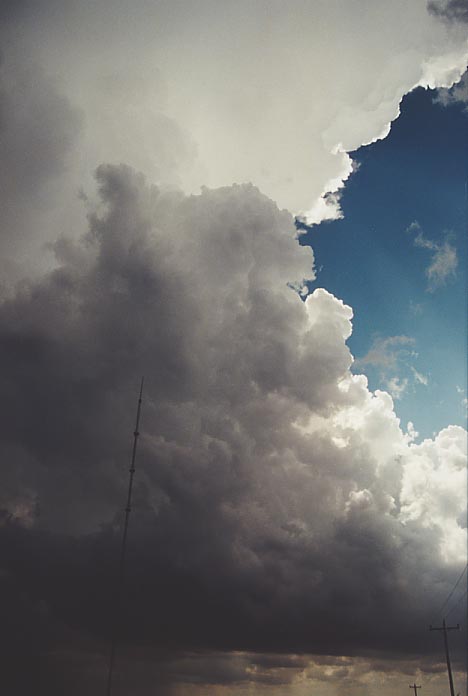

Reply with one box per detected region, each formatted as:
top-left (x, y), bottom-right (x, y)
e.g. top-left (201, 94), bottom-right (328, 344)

top-left (106, 377), bottom-right (144, 696)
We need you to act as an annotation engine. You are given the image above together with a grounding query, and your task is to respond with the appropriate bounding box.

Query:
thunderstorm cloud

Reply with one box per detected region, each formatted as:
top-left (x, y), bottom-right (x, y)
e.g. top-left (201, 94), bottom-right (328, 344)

top-left (0, 1), bottom-right (467, 694)
top-left (0, 166), bottom-right (465, 693)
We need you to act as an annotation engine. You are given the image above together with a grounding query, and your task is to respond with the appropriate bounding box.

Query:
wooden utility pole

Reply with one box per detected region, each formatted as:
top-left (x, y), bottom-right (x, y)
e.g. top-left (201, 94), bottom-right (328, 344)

top-left (106, 377), bottom-right (144, 696)
top-left (429, 619), bottom-right (460, 696)
top-left (409, 683), bottom-right (421, 696)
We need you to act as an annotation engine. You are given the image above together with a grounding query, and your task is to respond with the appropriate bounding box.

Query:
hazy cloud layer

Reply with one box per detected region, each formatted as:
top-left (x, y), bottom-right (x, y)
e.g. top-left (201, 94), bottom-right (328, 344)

top-left (0, 0), bottom-right (467, 241)
top-left (0, 167), bottom-right (465, 693)
top-left (0, 0), bottom-right (466, 285)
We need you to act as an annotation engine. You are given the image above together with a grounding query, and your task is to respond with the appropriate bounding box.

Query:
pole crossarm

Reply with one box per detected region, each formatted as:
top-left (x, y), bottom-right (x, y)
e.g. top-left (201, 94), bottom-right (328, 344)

top-left (429, 624), bottom-right (460, 632)
top-left (409, 683), bottom-right (422, 696)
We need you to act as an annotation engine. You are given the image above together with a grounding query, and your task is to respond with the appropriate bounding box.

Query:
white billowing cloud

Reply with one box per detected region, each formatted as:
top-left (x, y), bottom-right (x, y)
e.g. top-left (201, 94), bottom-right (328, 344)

top-left (418, 49), bottom-right (468, 89)
top-left (400, 426), bottom-right (467, 561)
top-left (4, 0), bottom-right (468, 232)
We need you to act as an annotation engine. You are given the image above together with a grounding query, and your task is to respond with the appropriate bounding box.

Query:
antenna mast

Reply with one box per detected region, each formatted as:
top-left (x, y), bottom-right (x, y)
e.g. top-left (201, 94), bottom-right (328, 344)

top-left (106, 377), bottom-right (144, 696)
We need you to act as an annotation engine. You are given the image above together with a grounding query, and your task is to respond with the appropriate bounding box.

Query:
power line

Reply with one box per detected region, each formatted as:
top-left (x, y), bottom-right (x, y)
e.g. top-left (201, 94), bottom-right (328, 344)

top-left (445, 589), bottom-right (468, 620)
top-left (437, 563), bottom-right (468, 620)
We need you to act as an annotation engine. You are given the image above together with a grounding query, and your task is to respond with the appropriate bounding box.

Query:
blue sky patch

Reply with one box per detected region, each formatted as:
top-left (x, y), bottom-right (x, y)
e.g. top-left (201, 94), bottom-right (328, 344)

top-left (298, 86), bottom-right (467, 439)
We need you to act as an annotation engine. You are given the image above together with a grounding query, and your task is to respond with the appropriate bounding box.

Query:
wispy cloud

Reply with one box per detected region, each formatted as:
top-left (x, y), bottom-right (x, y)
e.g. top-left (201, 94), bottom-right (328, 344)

top-left (356, 335), bottom-right (416, 372)
top-left (412, 367), bottom-right (429, 386)
top-left (386, 376), bottom-right (409, 400)
top-left (456, 385), bottom-right (468, 412)
top-left (406, 220), bottom-right (422, 235)
top-left (355, 335), bottom-right (429, 398)
top-left (409, 299), bottom-right (423, 316)
top-left (425, 241), bottom-right (458, 290)
top-left (434, 71), bottom-right (468, 110)
top-left (407, 221), bottom-right (458, 291)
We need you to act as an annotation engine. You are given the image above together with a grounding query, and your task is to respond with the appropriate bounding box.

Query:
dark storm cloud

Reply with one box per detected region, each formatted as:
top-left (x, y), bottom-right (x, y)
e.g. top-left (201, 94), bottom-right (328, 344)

top-left (0, 61), bottom-right (79, 199)
top-left (0, 165), bottom-right (465, 694)
top-left (0, 163), bottom-right (317, 532)
top-left (0, 0), bottom-right (29, 22)
top-left (0, 51), bottom-right (82, 280)
top-left (428, 0), bottom-right (468, 22)
top-left (0, 0), bottom-right (71, 25)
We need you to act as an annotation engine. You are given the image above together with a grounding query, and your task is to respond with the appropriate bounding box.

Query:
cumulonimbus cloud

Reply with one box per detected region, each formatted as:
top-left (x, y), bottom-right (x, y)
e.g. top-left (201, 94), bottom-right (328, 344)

top-left (0, 167), bottom-right (465, 694)
top-left (0, 1), bottom-right (467, 693)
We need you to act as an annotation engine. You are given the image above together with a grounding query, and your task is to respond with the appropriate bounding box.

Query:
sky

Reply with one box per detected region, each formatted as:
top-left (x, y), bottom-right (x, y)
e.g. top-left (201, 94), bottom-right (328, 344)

top-left (299, 84), bottom-right (468, 440)
top-left (0, 2), bottom-right (467, 696)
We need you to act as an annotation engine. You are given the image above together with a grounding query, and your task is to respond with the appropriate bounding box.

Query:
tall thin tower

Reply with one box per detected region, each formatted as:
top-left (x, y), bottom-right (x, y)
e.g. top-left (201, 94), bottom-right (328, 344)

top-left (106, 377), bottom-right (144, 696)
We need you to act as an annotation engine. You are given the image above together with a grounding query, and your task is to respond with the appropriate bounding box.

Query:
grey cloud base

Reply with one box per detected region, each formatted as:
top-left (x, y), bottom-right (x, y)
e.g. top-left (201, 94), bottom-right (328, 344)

top-left (0, 166), bottom-right (465, 693)
top-left (0, 53), bottom-right (82, 267)
top-left (428, 0), bottom-right (468, 23)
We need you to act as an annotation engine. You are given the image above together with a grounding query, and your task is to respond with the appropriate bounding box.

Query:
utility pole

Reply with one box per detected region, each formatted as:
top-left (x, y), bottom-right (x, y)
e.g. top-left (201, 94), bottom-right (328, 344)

top-left (409, 683), bottom-right (421, 696)
top-left (106, 377), bottom-right (144, 696)
top-left (429, 619), bottom-right (460, 696)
